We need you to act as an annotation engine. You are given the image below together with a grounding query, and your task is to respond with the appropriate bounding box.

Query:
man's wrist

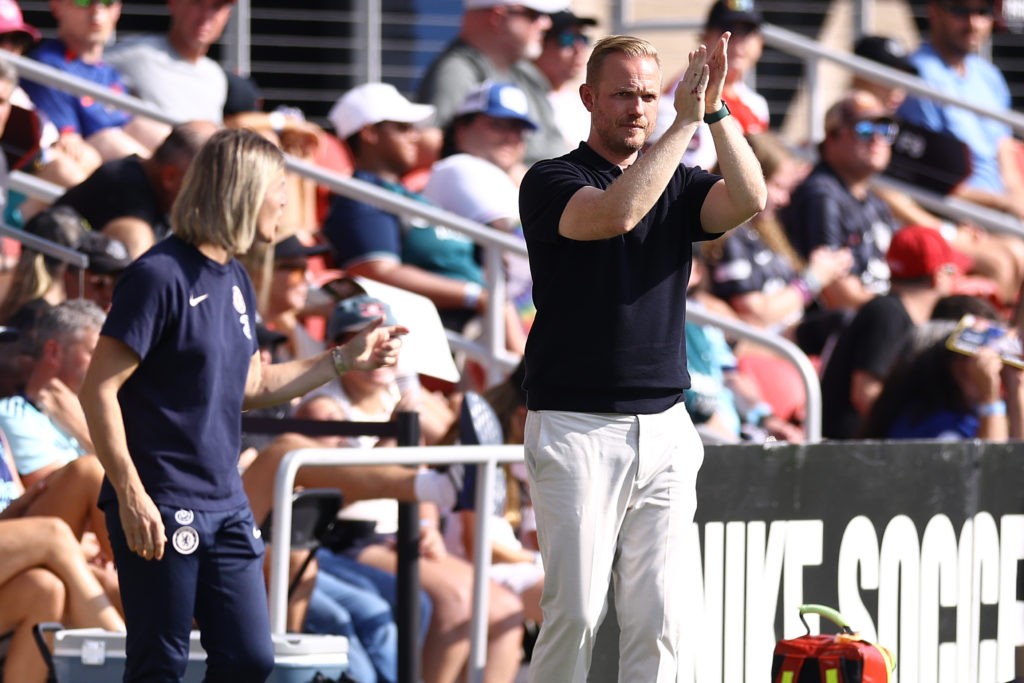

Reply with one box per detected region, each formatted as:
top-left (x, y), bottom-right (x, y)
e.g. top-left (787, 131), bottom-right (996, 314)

top-left (704, 101), bottom-right (731, 125)
top-left (463, 282), bottom-right (483, 310)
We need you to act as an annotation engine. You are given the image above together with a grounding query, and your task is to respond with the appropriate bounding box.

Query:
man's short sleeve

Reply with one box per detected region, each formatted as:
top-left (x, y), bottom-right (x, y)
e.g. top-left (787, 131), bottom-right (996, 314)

top-left (322, 195), bottom-right (404, 270)
top-left (519, 158), bottom-right (588, 244)
top-left (781, 180), bottom-right (845, 257)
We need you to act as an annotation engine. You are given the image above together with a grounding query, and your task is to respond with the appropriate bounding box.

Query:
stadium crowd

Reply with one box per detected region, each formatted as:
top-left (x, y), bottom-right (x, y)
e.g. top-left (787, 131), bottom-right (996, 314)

top-left (0, 0), bottom-right (1022, 680)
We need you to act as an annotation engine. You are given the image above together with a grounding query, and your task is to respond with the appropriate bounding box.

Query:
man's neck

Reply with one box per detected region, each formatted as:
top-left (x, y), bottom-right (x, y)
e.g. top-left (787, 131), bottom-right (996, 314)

top-left (825, 159), bottom-right (872, 200)
top-left (167, 30), bottom-right (206, 64)
top-left (933, 42), bottom-right (969, 75)
top-left (356, 161), bottom-right (402, 185)
top-left (897, 287), bottom-right (941, 325)
top-left (58, 34), bottom-right (104, 64)
top-left (585, 138), bottom-right (638, 170)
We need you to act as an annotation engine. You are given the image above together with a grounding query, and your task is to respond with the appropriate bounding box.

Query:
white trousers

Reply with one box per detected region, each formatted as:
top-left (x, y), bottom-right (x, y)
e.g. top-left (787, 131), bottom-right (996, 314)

top-left (524, 402), bottom-right (704, 683)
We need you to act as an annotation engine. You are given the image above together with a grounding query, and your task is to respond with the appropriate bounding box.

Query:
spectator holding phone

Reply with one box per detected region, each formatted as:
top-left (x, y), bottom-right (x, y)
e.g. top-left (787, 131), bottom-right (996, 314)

top-left (861, 317), bottom-right (1024, 440)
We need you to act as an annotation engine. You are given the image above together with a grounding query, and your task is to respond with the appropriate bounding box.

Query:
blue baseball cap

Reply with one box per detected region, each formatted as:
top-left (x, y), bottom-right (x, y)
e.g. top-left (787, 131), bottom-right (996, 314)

top-left (455, 82), bottom-right (538, 131)
top-left (328, 295), bottom-right (397, 341)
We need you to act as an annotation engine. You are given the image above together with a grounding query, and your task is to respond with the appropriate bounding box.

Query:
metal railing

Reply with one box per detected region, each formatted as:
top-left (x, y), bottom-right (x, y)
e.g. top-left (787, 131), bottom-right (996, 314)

top-left (269, 443), bottom-right (525, 683)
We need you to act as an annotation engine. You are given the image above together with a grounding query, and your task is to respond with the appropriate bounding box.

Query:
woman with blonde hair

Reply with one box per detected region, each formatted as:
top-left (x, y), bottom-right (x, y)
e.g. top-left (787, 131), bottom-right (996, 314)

top-left (702, 132), bottom-right (852, 333)
top-left (80, 128), bottom-right (408, 682)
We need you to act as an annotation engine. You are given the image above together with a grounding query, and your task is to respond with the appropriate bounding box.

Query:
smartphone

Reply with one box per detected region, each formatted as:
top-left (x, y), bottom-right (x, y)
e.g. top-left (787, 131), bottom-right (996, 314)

top-left (945, 314), bottom-right (1024, 369)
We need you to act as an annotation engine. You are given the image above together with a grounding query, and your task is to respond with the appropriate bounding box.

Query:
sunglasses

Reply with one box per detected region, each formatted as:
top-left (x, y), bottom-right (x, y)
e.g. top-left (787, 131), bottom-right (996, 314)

top-left (556, 32), bottom-right (590, 48)
top-left (940, 3), bottom-right (994, 18)
top-left (852, 119), bottom-right (898, 144)
top-left (71, 0), bottom-right (119, 7)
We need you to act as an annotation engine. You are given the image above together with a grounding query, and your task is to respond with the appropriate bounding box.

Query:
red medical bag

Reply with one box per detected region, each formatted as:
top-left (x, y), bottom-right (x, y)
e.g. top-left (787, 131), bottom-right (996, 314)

top-left (771, 604), bottom-right (895, 683)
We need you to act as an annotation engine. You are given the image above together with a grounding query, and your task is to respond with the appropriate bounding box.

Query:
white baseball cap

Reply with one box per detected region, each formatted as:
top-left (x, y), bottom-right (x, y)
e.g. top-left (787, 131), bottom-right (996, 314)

top-left (463, 0), bottom-right (569, 13)
top-left (328, 82), bottom-right (436, 140)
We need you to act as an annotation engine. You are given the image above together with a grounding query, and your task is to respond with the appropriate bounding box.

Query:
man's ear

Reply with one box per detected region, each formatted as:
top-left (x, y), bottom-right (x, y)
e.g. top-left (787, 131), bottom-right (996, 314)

top-left (580, 83), bottom-right (594, 112)
top-left (40, 337), bottom-right (62, 365)
top-left (359, 124), bottom-right (379, 148)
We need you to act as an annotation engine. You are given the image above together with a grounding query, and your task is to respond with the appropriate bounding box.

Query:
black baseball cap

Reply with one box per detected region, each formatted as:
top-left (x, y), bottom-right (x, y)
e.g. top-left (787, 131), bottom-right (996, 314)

top-left (705, 0), bottom-right (763, 30)
top-left (76, 231), bottom-right (132, 275)
top-left (545, 10), bottom-right (597, 39)
top-left (274, 235), bottom-right (330, 261)
top-left (853, 35), bottom-right (918, 75)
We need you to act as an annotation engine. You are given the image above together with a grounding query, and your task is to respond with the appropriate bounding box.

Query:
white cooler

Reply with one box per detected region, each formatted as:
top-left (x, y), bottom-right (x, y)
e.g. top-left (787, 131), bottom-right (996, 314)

top-left (47, 627), bottom-right (348, 683)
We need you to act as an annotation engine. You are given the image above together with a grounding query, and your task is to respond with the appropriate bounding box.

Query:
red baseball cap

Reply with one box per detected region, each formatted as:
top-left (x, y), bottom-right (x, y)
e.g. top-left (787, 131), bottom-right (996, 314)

top-left (886, 225), bottom-right (973, 280)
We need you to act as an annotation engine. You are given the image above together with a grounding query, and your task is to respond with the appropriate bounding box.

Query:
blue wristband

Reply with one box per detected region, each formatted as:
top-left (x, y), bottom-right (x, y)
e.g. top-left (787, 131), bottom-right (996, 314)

top-left (745, 402), bottom-right (774, 426)
top-left (976, 400), bottom-right (1007, 417)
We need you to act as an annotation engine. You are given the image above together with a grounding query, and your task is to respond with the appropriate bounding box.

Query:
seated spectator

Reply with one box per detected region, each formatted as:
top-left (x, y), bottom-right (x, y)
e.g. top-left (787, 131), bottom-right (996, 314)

top-left (529, 10), bottom-right (597, 148)
top-left (61, 230), bottom-right (132, 311)
top-left (220, 73), bottom-right (327, 238)
top-left (423, 80), bottom-right (536, 340)
top-left (0, 370), bottom-right (124, 683)
top-left (443, 362), bottom-right (544, 634)
top-left (0, 324), bottom-right (110, 563)
top-left (684, 257), bottom-right (805, 443)
top-left (280, 395), bottom-right (413, 683)
top-left (860, 318), bottom-right (1024, 440)
top-left (20, 0), bottom-right (170, 163)
top-left (0, 501), bottom-right (125, 683)
top-left (780, 90), bottom-right (897, 314)
top-left (283, 294), bottom-right (523, 683)
top-left (820, 225), bottom-right (967, 439)
top-left (322, 83), bottom-right (503, 341)
top-left (0, 207), bottom-right (90, 394)
top-left (705, 131), bottom-right (852, 333)
top-left (414, 0), bottom-right (567, 167)
top-left (251, 234), bottom-right (332, 363)
top-left (107, 0), bottom-right (234, 124)
top-left (851, 34), bottom-right (919, 112)
top-left (55, 120), bottom-right (218, 258)
top-left (897, 0), bottom-right (1024, 220)
top-left (0, 7), bottom-right (101, 222)
top-left (305, 295), bottom-right (457, 445)
top-left (853, 33), bottom-right (1024, 306)
top-left (0, 299), bottom-right (104, 487)
top-left (657, 0), bottom-right (768, 169)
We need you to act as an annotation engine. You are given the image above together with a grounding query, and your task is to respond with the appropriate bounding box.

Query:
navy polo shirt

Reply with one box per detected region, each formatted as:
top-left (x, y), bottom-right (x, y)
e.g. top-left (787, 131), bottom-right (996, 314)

top-left (519, 143), bottom-right (721, 414)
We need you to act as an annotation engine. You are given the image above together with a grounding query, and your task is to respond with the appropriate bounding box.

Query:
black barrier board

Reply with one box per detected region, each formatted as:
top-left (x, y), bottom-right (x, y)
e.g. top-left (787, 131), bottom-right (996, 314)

top-left (588, 440), bottom-right (1024, 683)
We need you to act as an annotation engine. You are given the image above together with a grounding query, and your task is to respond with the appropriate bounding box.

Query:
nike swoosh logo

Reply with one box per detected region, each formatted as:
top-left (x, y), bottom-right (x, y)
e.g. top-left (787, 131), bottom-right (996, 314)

top-left (189, 294), bottom-right (209, 307)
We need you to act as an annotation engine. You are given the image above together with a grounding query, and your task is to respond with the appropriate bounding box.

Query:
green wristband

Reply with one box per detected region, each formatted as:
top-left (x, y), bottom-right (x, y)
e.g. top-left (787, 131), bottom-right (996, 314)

top-left (704, 101), bottom-right (731, 125)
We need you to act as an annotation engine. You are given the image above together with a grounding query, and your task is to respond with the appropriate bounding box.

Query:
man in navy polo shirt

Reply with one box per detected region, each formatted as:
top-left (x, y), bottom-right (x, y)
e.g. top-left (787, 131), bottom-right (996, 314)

top-left (518, 34), bottom-right (766, 681)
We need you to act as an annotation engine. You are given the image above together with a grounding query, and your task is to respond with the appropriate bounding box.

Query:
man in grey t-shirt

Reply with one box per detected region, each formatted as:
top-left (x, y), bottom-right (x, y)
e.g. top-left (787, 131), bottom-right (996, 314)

top-left (108, 0), bottom-right (234, 123)
top-left (416, 0), bottom-right (570, 166)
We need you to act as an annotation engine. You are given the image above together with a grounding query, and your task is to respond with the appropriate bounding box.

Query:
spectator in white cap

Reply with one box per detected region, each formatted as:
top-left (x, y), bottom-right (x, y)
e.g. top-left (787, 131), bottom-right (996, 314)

top-left (322, 82), bottom-right (525, 355)
top-left (415, 0), bottom-right (570, 166)
top-left (424, 81), bottom-right (536, 338)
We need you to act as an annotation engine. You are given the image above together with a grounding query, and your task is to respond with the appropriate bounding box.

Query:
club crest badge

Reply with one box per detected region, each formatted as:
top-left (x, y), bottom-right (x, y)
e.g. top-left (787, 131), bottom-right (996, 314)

top-left (252, 526), bottom-right (262, 539)
top-left (172, 526), bottom-right (200, 555)
top-left (174, 509), bottom-right (194, 525)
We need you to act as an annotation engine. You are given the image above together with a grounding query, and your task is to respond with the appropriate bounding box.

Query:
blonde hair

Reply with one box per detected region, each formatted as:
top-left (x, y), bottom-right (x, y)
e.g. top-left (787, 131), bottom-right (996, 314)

top-left (171, 128), bottom-right (285, 256)
top-left (586, 35), bottom-right (660, 86)
top-left (702, 132), bottom-right (805, 270)
top-left (0, 252), bottom-right (61, 322)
